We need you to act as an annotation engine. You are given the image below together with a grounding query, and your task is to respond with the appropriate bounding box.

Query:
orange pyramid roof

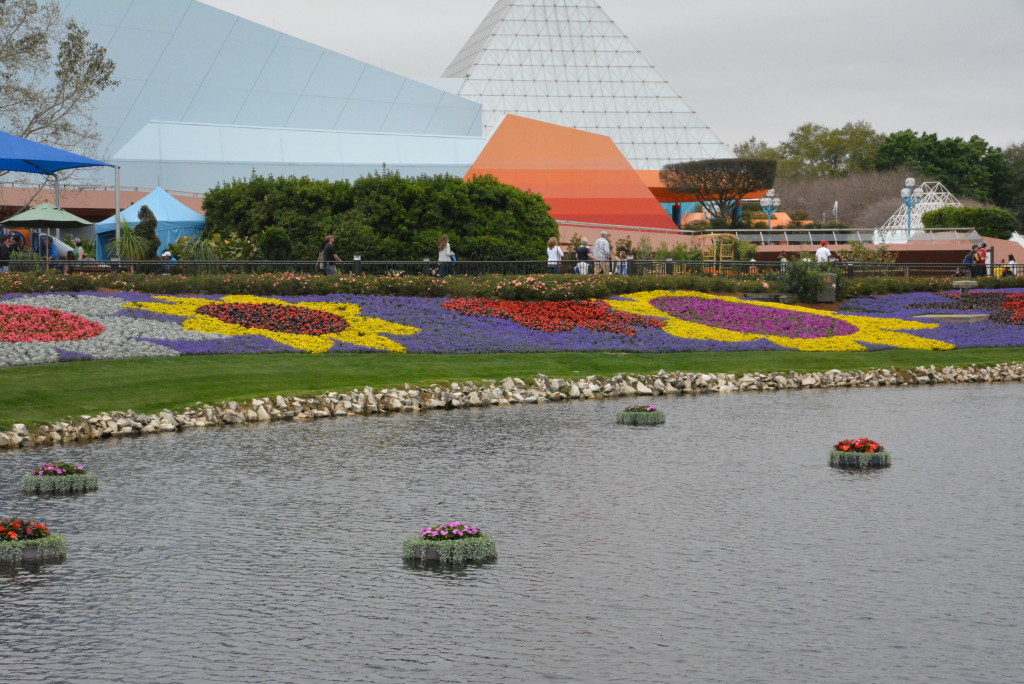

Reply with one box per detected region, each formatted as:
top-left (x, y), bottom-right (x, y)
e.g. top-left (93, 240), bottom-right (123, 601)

top-left (466, 115), bottom-right (677, 230)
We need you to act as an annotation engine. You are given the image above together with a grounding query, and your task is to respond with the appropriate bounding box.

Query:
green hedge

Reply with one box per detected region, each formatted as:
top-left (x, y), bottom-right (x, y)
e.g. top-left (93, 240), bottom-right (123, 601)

top-left (22, 472), bottom-right (99, 495)
top-left (0, 535), bottom-right (68, 565)
top-left (922, 206), bottom-right (1021, 240)
top-left (402, 535), bottom-right (497, 565)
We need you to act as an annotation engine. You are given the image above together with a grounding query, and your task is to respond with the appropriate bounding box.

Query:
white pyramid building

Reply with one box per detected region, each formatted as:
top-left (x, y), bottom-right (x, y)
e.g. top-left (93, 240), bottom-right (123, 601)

top-left (443, 0), bottom-right (732, 170)
top-left (876, 181), bottom-right (963, 243)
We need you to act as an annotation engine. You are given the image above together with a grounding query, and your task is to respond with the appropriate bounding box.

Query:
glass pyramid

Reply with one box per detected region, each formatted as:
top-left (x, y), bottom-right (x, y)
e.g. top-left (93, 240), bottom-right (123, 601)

top-left (443, 0), bottom-right (732, 170)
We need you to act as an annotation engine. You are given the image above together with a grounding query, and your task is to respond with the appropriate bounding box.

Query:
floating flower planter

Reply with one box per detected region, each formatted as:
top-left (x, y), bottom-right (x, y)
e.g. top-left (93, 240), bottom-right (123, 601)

top-left (402, 521), bottom-right (497, 566)
top-left (0, 518), bottom-right (67, 567)
top-left (22, 462), bottom-right (98, 495)
top-left (616, 404), bottom-right (665, 426)
top-left (830, 438), bottom-right (891, 468)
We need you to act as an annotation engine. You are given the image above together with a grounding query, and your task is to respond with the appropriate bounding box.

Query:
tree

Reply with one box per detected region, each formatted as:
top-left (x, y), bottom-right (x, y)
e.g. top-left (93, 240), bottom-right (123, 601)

top-left (1002, 141), bottom-right (1024, 225)
top-left (133, 205), bottom-right (159, 257)
top-left (778, 121), bottom-right (883, 179)
top-left (733, 122), bottom-right (883, 180)
top-left (0, 0), bottom-right (118, 167)
top-left (660, 159), bottom-right (777, 229)
top-left (876, 130), bottom-right (1013, 205)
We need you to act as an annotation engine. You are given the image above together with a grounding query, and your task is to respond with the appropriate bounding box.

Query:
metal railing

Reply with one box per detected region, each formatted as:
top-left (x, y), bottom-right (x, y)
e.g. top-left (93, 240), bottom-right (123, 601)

top-left (5, 258), bottom-right (990, 279)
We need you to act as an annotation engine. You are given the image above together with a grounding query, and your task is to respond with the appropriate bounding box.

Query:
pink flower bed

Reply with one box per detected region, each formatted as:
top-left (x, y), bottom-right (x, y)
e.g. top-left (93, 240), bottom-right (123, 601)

top-left (0, 304), bottom-right (105, 343)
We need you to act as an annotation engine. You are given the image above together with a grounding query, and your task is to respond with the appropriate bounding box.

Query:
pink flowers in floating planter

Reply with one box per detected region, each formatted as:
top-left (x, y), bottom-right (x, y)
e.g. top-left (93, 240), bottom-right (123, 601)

top-left (0, 303), bottom-right (104, 343)
top-left (622, 404), bottom-right (658, 412)
top-left (31, 462), bottom-right (87, 477)
top-left (420, 521), bottom-right (482, 540)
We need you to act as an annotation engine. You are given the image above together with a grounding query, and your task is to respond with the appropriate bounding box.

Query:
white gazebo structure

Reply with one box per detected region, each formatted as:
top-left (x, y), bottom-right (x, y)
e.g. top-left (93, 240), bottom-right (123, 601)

top-left (876, 181), bottom-right (962, 243)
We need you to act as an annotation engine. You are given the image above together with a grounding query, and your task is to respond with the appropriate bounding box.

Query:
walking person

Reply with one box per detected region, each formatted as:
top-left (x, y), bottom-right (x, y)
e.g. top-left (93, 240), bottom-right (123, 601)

top-left (815, 240), bottom-right (832, 263)
top-left (438, 235), bottom-right (455, 277)
top-left (546, 237), bottom-right (564, 274)
top-left (593, 231), bottom-right (612, 274)
top-left (0, 234), bottom-right (11, 274)
top-left (43, 235), bottom-right (59, 269)
top-left (963, 245), bottom-right (978, 277)
top-left (320, 234), bottom-right (340, 275)
top-left (976, 242), bottom-right (988, 276)
top-left (575, 238), bottom-right (591, 275)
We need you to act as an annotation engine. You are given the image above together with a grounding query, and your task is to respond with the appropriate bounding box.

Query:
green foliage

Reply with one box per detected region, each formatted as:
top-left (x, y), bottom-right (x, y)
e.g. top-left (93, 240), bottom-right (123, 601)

top-left (402, 535), bottom-right (497, 566)
top-left (782, 260), bottom-right (829, 303)
top-left (877, 130), bottom-right (1013, 205)
top-left (256, 226), bottom-right (293, 260)
top-left (734, 122), bottom-right (883, 180)
top-left (660, 159), bottom-right (777, 229)
top-left (202, 170), bottom-right (558, 261)
top-left (173, 235), bottom-right (219, 261)
top-left (829, 450), bottom-right (892, 468)
top-left (22, 472), bottom-right (98, 495)
top-left (114, 219), bottom-right (154, 261)
top-left (846, 241), bottom-right (898, 263)
top-left (0, 535), bottom-right (68, 565)
top-left (1002, 141), bottom-right (1024, 224)
top-left (921, 206), bottom-right (1021, 240)
top-left (0, 0), bottom-right (118, 159)
top-left (133, 205), bottom-right (159, 256)
top-left (616, 409), bottom-right (665, 425)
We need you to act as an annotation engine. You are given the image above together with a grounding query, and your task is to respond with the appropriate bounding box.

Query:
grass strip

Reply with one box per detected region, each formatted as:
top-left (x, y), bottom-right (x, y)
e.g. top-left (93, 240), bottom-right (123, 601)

top-left (2, 348), bottom-right (1023, 429)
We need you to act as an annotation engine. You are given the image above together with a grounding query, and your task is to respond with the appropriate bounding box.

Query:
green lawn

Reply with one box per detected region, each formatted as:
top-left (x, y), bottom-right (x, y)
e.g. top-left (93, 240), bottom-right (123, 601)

top-left (3, 348), bottom-right (1023, 429)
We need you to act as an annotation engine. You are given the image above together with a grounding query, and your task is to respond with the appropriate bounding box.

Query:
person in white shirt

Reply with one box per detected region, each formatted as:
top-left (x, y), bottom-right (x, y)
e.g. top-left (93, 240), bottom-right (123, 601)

top-left (815, 240), bottom-right (832, 263)
top-left (546, 237), bottom-right (564, 274)
top-left (593, 231), bottom-right (612, 274)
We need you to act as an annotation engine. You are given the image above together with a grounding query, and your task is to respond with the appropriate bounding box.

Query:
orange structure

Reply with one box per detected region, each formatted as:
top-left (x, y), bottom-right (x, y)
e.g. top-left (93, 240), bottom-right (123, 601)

top-left (466, 115), bottom-right (678, 231)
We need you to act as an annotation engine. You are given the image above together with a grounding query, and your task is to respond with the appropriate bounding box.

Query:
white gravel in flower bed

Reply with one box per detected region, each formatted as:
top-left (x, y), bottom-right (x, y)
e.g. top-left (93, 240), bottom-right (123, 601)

top-left (0, 294), bottom-right (226, 368)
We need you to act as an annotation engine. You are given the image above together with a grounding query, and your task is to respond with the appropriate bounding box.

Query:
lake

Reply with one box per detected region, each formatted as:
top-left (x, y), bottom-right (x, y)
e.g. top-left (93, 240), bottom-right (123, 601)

top-left (2, 383), bottom-right (1021, 683)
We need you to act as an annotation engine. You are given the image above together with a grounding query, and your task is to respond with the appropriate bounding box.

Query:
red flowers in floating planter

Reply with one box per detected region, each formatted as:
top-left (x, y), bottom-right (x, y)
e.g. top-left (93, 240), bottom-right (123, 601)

top-left (196, 303), bottom-right (350, 335)
top-left (833, 438), bottom-right (885, 453)
top-left (442, 298), bottom-right (666, 336)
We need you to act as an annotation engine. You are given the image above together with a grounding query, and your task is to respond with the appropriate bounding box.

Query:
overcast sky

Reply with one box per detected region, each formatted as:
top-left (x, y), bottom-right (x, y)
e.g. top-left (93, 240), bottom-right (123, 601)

top-left (204, 0), bottom-right (1024, 150)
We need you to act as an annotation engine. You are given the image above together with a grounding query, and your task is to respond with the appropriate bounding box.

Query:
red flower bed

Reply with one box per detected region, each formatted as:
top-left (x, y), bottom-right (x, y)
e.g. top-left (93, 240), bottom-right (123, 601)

top-left (0, 304), bottom-right (105, 343)
top-left (833, 438), bottom-right (885, 453)
top-left (443, 298), bottom-right (665, 336)
top-left (0, 517), bottom-right (51, 541)
top-left (196, 303), bottom-right (349, 335)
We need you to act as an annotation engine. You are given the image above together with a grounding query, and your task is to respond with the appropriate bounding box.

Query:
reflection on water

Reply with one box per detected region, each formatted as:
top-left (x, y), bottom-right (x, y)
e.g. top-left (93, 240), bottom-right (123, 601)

top-left (1, 383), bottom-right (1022, 683)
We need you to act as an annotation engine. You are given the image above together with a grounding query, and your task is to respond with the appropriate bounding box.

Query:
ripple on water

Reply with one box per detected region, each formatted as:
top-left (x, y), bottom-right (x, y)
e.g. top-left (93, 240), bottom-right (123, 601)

top-left (1, 383), bottom-right (1022, 683)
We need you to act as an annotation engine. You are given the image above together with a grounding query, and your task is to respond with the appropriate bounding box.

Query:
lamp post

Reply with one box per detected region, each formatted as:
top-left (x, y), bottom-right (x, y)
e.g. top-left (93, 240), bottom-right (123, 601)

top-left (900, 177), bottom-right (924, 241)
top-left (759, 189), bottom-right (781, 230)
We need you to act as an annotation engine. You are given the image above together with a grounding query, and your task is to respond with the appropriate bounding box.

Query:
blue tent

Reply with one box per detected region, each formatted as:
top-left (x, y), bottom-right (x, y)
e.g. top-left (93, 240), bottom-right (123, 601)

top-left (95, 187), bottom-right (205, 259)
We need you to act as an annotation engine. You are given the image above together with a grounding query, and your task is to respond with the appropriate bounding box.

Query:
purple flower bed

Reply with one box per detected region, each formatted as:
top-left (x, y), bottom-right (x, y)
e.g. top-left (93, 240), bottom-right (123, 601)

top-left (840, 289), bottom-right (1024, 348)
top-left (650, 295), bottom-right (858, 338)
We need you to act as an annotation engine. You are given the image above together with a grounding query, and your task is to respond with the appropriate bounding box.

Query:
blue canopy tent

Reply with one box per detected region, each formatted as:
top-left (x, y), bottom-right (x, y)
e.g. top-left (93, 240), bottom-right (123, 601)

top-left (95, 187), bottom-right (205, 259)
top-left (0, 130), bottom-right (120, 230)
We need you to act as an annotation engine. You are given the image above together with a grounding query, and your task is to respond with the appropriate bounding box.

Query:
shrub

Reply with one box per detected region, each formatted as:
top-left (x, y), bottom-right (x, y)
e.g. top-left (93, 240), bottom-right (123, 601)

top-left (922, 206), bottom-right (1021, 240)
top-left (402, 522), bottom-right (497, 565)
top-left (22, 462), bottom-right (99, 495)
top-left (782, 260), bottom-right (829, 303)
top-left (257, 226), bottom-right (293, 261)
top-left (0, 517), bottom-right (67, 565)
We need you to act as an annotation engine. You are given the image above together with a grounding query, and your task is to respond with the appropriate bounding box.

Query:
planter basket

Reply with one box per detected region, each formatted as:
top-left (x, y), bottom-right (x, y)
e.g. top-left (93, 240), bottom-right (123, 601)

top-left (829, 450), bottom-right (892, 468)
top-left (0, 536), bottom-right (68, 566)
top-left (22, 472), bottom-right (99, 495)
top-left (402, 535), bottom-right (497, 566)
top-left (616, 410), bottom-right (665, 426)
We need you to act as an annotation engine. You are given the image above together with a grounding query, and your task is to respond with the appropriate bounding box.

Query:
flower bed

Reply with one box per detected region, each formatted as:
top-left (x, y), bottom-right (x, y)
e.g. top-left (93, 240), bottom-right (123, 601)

top-left (0, 517), bottom-right (67, 565)
top-left (616, 404), bottom-right (665, 425)
top-left (22, 461), bottom-right (99, 495)
top-left (829, 438), bottom-right (891, 468)
top-left (402, 521), bottom-right (497, 565)
top-left (3, 288), bottom-right (1024, 368)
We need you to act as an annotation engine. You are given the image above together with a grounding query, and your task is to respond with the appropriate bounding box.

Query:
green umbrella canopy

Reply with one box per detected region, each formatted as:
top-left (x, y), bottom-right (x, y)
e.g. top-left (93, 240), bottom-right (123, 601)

top-left (1, 202), bottom-right (93, 228)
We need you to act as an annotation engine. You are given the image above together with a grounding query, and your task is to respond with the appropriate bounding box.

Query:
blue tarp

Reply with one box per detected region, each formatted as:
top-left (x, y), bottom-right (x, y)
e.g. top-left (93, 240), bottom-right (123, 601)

top-left (0, 130), bottom-right (113, 174)
top-left (95, 187), bottom-right (205, 259)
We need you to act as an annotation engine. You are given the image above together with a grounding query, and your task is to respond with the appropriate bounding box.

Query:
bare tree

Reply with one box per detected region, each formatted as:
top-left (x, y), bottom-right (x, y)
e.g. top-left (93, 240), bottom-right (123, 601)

top-left (660, 159), bottom-right (776, 229)
top-left (1, 0), bottom-right (118, 168)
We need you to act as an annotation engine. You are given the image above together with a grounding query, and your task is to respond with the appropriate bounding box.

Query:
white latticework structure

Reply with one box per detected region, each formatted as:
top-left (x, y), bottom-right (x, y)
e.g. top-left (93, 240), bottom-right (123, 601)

top-left (442, 0), bottom-right (732, 169)
top-left (876, 181), bottom-right (963, 243)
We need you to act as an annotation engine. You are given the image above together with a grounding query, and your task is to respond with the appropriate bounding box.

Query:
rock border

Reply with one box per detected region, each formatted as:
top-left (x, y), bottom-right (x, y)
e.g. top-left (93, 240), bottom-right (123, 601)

top-left (2, 363), bottom-right (1022, 451)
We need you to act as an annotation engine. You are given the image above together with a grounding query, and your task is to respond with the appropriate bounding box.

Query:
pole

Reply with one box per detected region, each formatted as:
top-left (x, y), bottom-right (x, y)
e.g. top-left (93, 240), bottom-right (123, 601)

top-left (114, 166), bottom-right (121, 257)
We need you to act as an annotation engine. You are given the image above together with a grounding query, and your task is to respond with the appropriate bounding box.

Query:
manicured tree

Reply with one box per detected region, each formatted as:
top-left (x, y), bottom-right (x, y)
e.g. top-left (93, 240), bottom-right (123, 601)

top-left (660, 159), bottom-right (777, 229)
top-left (132, 205), bottom-right (159, 258)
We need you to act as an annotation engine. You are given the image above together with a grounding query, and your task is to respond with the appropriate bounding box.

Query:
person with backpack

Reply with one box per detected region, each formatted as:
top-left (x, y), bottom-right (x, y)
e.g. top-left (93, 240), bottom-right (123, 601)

top-left (319, 235), bottom-right (340, 275)
top-left (975, 242), bottom-right (988, 276)
top-left (963, 245), bottom-right (977, 277)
